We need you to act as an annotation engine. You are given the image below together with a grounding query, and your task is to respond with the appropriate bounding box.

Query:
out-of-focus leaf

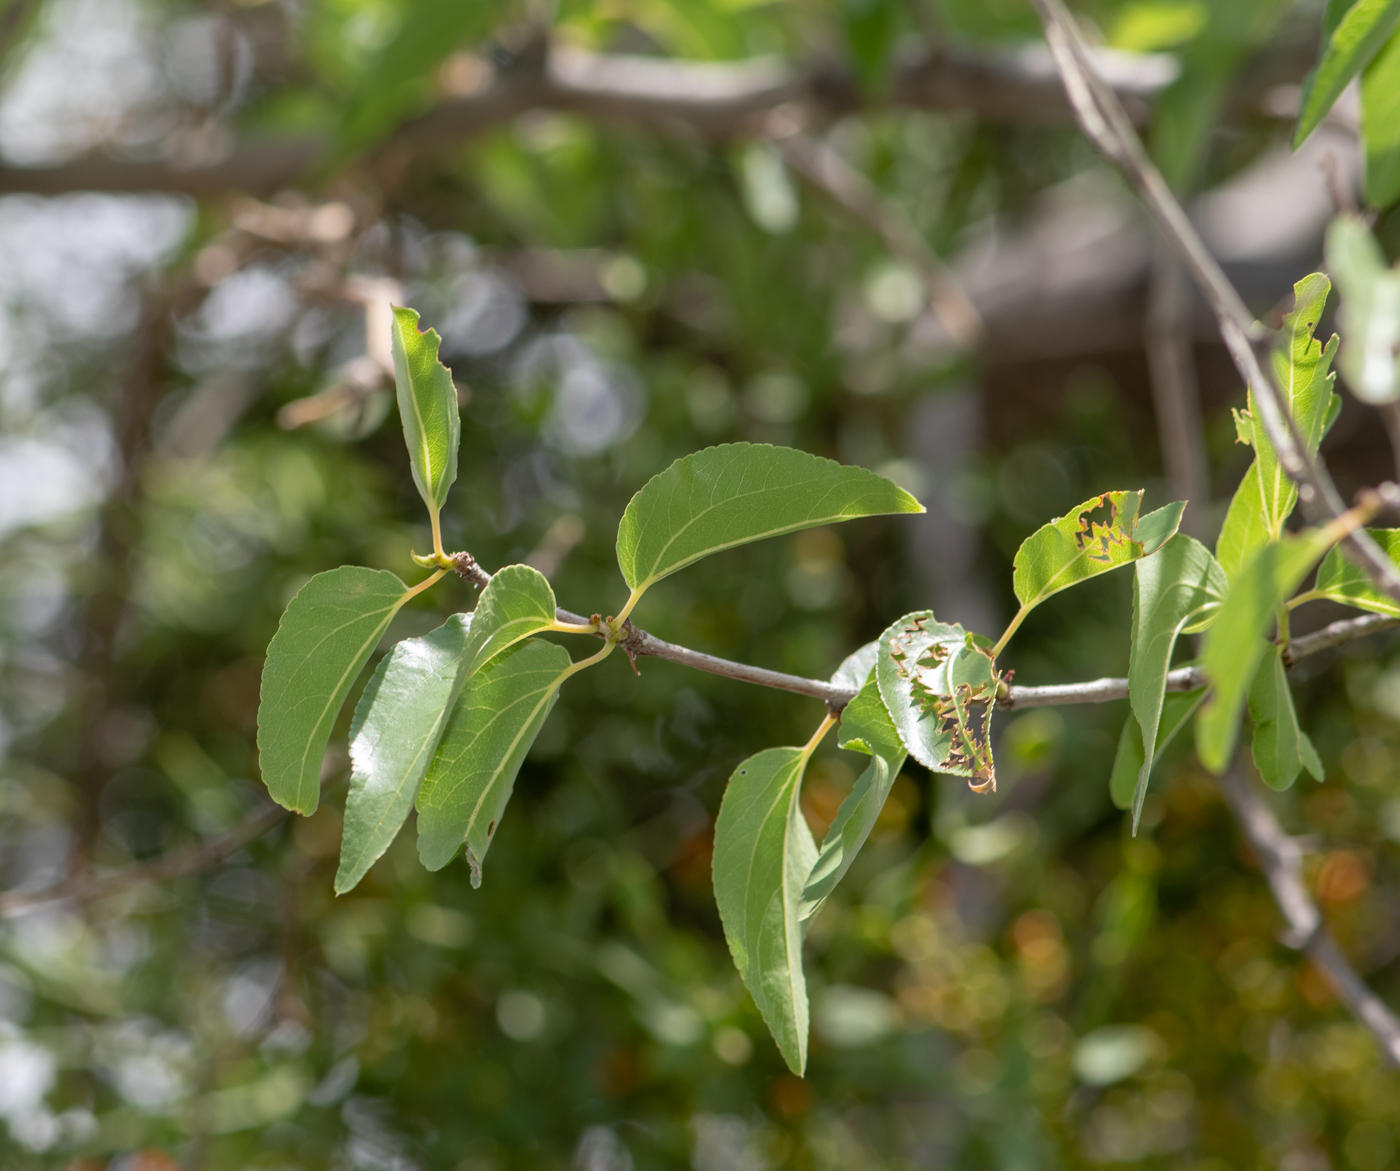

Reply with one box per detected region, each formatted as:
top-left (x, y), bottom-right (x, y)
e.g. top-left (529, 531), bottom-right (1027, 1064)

top-left (335, 616), bottom-right (470, 894)
top-left (1362, 30), bottom-right (1400, 207)
top-left (257, 567), bottom-right (410, 815)
top-left (1197, 531), bottom-right (1334, 772)
top-left (464, 565), bottom-right (560, 674)
top-left (615, 443), bottom-right (922, 593)
top-left (1216, 274), bottom-right (1340, 579)
top-left (392, 306), bottom-right (460, 519)
top-left (713, 745), bottom-right (817, 1074)
top-left (1314, 527), bottom-right (1400, 614)
top-left (1294, 0), bottom-right (1400, 147)
top-left (1248, 646), bottom-right (1324, 790)
top-left (1011, 492), bottom-right (1183, 612)
top-left (415, 639), bottom-right (573, 884)
top-left (1128, 535), bottom-right (1227, 826)
top-left (339, 0), bottom-right (507, 150)
top-left (1110, 688), bottom-right (1207, 810)
top-left (1327, 214), bottom-right (1400, 403)
top-left (800, 670), bottom-right (905, 921)
top-left (876, 611), bottom-right (998, 791)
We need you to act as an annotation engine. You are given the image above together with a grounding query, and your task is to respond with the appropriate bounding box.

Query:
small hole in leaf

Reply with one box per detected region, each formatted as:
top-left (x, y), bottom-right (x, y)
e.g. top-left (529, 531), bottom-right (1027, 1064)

top-left (487, 820), bottom-right (496, 836)
top-left (740, 770), bottom-right (747, 775)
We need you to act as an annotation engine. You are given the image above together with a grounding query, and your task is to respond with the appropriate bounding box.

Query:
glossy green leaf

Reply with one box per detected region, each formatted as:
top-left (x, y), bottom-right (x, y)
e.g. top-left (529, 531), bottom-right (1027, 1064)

top-left (1326, 215), bottom-right (1400, 403)
top-left (415, 639), bottom-right (573, 884)
top-left (876, 612), bottom-right (999, 791)
top-left (1248, 646), bottom-right (1324, 791)
top-left (615, 443), bottom-right (922, 593)
top-left (1362, 30), bottom-right (1400, 207)
top-left (1110, 688), bottom-right (1207, 810)
top-left (335, 616), bottom-right (471, 894)
top-left (1315, 527), bottom-right (1400, 615)
top-left (1197, 531), bottom-right (1335, 772)
top-left (1294, 0), bottom-right (1400, 146)
top-left (1127, 535), bottom-right (1227, 827)
top-left (257, 566), bottom-right (411, 815)
top-left (464, 565), bottom-right (560, 674)
top-left (800, 669), bottom-right (906, 921)
top-left (1011, 492), bottom-right (1184, 612)
top-left (712, 746), bottom-right (817, 1074)
top-left (1216, 274), bottom-right (1341, 579)
top-left (391, 306), bottom-right (460, 518)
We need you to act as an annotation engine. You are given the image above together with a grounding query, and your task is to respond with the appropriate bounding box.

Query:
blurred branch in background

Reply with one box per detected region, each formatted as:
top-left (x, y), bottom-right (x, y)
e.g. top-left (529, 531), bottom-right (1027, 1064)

top-left (1217, 764), bottom-right (1400, 1067)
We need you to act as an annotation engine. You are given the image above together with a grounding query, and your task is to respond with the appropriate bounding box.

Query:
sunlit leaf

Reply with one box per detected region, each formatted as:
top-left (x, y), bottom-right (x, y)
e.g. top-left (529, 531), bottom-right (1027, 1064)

top-left (1110, 689), bottom-right (1207, 810)
top-left (415, 639), bottom-right (573, 885)
top-left (1248, 646), bottom-right (1324, 791)
top-left (1314, 527), bottom-right (1400, 615)
top-left (615, 443), bottom-right (922, 593)
top-left (1011, 492), bottom-right (1184, 612)
top-left (1326, 215), bottom-right (1400, 403)
top-left (712, 746), bottom-right (817, 1075)
top-left (257, 566), bottom-right (411, 815)
top-left (1127, 535), bottom-right (1227, 827)
top-left (876, 611), bottom-right (998, 791)
top-left (392, 306), bottom-right (460, 519)
top-left (464, 564), bottom-right (560, 673)
top-left (1196, 531), bottom-right (1335, 772)
top-left (1294, 0), bottom-right (1400, 146)
top-left (1216, 274), bottom-right (1341, 579)
top-left (829, 640), bottom-right (879, 693)
top-left (800, 668), bottom-right (905, 921)
top-left (1362, 29), bottom-right (1400, 207)
top-left (335, 616), bottom-right (471, 894)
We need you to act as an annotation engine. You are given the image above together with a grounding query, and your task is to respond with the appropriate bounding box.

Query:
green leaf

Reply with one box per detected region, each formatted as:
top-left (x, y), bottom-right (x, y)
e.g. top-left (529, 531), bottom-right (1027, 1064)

top-left (1110, 688), bottom-right (1207, 810)
top-left (1315, 528), bottom-right (1400, 614)
top-left (1362, 30), bottom-right (1400, 207)
top-left (463, 565), bottom-right (560, 674)
top-left (712, 746), bottom-right (818, 1074)
top-left (615, 443), bottom-right (922, 593)
top-left (1128, 535), bottom-right (1227, 827)
top-left (1294, 0), bottom-right (1400, 146)
top-left (1196, 530), bottom-right (1335, 772)
top-left (257, 567), bottom-right (411, 815)
top-left (415, 639), bottom-right (573, 884)
top-left (876, 612), bottom-right (999, 790)
top-left (1326, 215), bottom-right (1400, 403)
top-left (1248, 646), bottom-right (1325, 791)
top-left (829, 640), bottom-right (879, 693)
top-left (335, 616), bottom-right (472, 894)
top-left (800, 670), bottom-right (906, 921)
top-left (1216, 274), bottom-right (1340, 578)
top-left (391, 306), bottom-right (461, 519)
top-left (1011, 492), bottom-right (1184, 613)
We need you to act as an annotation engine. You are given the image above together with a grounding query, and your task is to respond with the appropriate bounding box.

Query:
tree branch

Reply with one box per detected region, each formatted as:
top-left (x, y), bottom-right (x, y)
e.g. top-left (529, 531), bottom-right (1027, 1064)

top-left (0, 41), bottom-right (1179, 197)
top-left (1216, 764), bottom-right (1400, 1066)
top-left (1029, 0), bottom-right (1400, 608)
top-left (0, 802), bottom-right (288, 919)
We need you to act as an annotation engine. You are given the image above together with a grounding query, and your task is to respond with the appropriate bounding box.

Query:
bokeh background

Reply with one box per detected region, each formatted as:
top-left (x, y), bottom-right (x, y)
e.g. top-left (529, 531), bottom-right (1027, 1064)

top-left (3, 0), bottom-right (1400, 1167)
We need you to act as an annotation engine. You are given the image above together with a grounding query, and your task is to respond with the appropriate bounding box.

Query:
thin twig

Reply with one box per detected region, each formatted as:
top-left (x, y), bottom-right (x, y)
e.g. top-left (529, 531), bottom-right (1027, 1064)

top-left (1380, 401), bottom-right (1400, 486)
top-left (451, 553), bottom-right (1394, 711)
top-left (766, 120), bottom-right (985, 349)
top-left (1216, 764), bottom-right (1400, 1066)
top-left (0, 803), bottom-right (288, 919)
top-left (1029, 0), bottom-right (1400, 607)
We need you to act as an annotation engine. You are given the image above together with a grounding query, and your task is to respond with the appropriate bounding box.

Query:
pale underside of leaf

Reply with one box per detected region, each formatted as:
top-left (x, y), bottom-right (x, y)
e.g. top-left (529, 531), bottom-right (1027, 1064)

top-left (257, 566), bottom-right (409, 815)
top-left (1128, 534), bottom-right (1226, 828)
top-left (876, 611), bottom-right (998, 791)
top-left (335, 615), bottom-right (471, 893)
top-left (712, 745), bottom-right (816, 1075)
top-left (1248, 646), bottom-right (1324, 791)
top-left (415, 638), bottom-right (573, 884)
top-left (391, 305), bottom-right (461, 514)
top-left (615, 443), bottom-right (923, 592)
top-left (1315, 527), bottom-right (1400, 616)
top-left (1110, 688), bottom-right (1206, 811)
